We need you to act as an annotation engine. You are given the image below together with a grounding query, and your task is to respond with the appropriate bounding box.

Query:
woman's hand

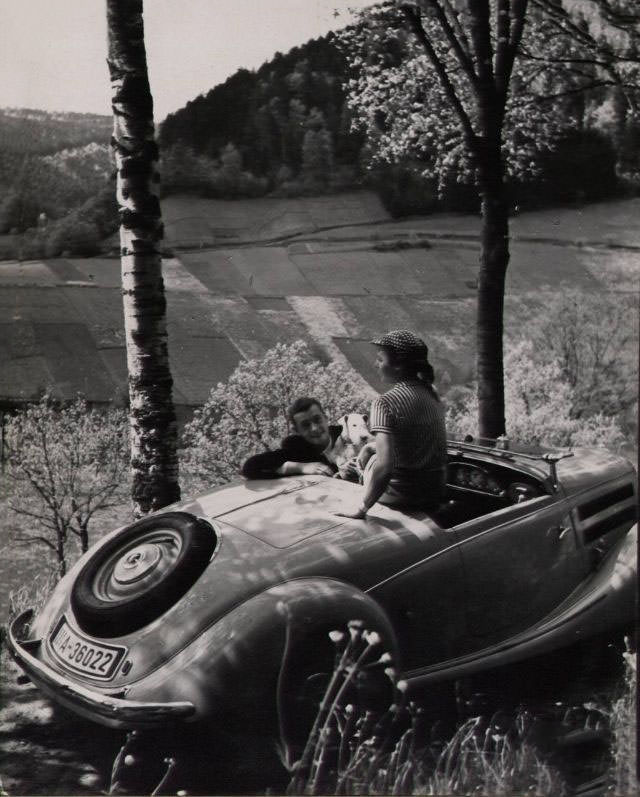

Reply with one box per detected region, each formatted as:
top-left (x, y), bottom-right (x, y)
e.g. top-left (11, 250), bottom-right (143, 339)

top-left (333, 458), bottom-right (361, 482)
top-left (357, 442), bottom-right (376, 470)
top-left (335, 503), bottom-right (368, 520)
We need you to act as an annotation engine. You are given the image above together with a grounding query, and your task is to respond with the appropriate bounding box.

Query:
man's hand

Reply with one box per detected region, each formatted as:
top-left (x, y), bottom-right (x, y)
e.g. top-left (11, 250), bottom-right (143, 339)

top-left (298, 462), bottom-right (334, 476)
top-left (278, 461), bottom-right (334, 476)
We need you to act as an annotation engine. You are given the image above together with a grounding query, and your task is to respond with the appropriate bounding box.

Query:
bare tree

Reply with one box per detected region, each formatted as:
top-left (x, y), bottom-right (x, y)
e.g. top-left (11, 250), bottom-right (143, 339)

top-left (5, 395), bottom-right (129, 577)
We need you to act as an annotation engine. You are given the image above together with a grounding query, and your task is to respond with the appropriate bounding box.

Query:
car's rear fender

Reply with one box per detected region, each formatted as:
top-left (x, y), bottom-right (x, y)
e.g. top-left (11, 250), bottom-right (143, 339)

top-left (10, 577), bottom-right (398, 731)
top-left (129, 577), bottom-right (399, 728)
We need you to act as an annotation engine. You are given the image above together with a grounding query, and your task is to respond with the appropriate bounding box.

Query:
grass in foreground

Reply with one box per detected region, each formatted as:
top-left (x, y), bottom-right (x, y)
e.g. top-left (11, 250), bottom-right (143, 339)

top-left (286, 625), bottom-right (569, 796)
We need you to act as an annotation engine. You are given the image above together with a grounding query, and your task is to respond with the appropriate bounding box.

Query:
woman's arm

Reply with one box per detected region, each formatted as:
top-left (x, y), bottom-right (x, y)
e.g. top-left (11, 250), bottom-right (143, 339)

top-left (336, 431), bottom-right (393, 519)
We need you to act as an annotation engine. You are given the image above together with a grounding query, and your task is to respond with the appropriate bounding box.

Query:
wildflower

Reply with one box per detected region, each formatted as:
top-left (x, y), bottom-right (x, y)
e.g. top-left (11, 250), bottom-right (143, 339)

top-left (363, 630), bottom-right (381, 646)
top-left (124, 755), bottom-right (135, 766)
top-left (329, 630), bottom-right (345, 643)
top-left (396, 679), bottom-right (408, 693)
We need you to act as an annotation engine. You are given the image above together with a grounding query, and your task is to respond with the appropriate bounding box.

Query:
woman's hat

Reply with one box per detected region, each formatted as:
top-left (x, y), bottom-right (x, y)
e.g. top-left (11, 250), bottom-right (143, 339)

top-left (371, 329), bottom-right (429, 355)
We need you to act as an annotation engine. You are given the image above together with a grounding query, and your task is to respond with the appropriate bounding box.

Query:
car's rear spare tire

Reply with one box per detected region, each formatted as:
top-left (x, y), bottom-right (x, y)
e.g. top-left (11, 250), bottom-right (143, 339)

top-left (71, 512), bottom-right (216, 638)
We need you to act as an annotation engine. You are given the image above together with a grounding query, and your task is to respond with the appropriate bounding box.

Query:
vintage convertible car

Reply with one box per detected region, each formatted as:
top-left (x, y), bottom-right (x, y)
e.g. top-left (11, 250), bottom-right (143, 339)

top-left (8, 440), bottom-right (637, 751)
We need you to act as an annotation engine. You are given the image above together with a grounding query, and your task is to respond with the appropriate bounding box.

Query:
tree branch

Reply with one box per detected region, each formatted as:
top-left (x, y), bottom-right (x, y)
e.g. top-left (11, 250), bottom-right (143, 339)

top-left (401, 4), bottom-right (479, 148)
top-left (9, 505), bottom-right (55, 526)
top-left (419, 0), bottom-right (479, 88)
top-left (441, 0), bottom-right (474, 54)
top-left (512, 79), bottom-right (623, 105)
top-left (13, 534), bottom-right (57, 551)
top-left (531, 0), bottom-right (602, 51)
top-left (517, 48), bottom-right (618, 68)
top-left (494, 0), bottom-right (512, 99)
top-left (466, 0), bottom-right (494, 86)
top-left (503, 0), bottom-right (529, 82)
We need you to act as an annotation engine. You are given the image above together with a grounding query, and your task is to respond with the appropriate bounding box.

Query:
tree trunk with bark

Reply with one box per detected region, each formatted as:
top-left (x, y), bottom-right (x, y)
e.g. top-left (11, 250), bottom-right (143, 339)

top-left (474, 108), bottom-right (510, 440)
top-left (476, 154), bottom-right (510, 440)
top-left (402, 1), bottom-right (527, 442)
top-left (106, 0), bottom-right (180, 516)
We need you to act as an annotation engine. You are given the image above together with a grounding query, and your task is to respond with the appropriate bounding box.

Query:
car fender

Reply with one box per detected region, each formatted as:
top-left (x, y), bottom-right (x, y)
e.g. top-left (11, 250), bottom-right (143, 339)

top-left (121, 576), bottom-right (399, 730)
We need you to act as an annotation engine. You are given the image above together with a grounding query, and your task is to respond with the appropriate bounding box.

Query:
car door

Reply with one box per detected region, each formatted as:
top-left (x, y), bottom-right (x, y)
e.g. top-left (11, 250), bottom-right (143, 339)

top-left (370, 526), bottom-right (467, 669)
top-left (453, 493), bottom-right (587, 650)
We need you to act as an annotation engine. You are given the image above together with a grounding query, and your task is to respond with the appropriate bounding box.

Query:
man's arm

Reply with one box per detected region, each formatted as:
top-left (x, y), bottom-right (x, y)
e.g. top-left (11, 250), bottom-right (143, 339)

top-left (241, 449), bottom-right (291, 479)
top-left (241, 439), bottom-right (335, 479)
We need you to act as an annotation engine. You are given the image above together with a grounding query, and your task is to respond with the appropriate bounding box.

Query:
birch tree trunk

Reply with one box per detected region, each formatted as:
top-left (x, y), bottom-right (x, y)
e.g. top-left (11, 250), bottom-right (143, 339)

top-left (106, 0), bottom-right (180, 515)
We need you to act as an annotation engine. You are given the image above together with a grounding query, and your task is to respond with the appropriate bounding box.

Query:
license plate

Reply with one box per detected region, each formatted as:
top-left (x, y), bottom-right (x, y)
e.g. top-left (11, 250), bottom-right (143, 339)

top-left (49, 617), bottom-right (126, 680)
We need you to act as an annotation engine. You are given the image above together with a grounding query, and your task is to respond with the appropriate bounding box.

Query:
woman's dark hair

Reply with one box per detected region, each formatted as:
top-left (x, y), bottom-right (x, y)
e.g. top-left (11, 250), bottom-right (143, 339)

top-left (385, 349), bottom-right (439, 401)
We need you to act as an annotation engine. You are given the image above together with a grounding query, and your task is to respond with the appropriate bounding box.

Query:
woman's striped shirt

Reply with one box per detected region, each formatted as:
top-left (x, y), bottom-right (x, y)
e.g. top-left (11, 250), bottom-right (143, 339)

top-left (369, 379), bottom-right (447, 504)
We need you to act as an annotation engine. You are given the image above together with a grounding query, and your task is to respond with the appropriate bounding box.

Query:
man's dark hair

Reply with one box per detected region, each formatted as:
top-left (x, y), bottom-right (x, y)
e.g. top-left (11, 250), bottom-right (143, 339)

top-left (287, 396), bottom-right (325, 427)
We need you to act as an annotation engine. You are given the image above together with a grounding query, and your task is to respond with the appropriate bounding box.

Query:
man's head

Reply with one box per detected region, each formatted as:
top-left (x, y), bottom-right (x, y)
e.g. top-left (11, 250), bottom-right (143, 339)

top-left (287, 397), bottom-right (330, 450)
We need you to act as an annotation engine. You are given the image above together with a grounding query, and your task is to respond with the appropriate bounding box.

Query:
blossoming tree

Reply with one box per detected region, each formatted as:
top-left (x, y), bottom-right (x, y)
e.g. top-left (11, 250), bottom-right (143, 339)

top-left (338, 0), bottom-right (638, 438)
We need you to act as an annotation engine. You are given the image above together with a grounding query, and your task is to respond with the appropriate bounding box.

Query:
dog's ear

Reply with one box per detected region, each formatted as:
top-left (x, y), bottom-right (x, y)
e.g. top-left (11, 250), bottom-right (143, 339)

top-left (339, 414), bottom-right (349, 439)
top-left (362, 413), bottom-right (368, 424)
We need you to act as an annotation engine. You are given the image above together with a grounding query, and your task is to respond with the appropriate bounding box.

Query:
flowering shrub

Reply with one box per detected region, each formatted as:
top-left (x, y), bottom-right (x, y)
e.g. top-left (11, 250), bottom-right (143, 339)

top-left (445, 339), bottom-right (626, 450)
top-left (181, 341), bottom-right (370, 490)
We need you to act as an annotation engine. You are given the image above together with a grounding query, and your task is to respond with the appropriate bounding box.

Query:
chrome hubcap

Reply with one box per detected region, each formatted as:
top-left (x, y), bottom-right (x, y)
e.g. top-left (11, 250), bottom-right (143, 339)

top-left (113, 543), bottom-right (161, 584)
top-left (93, 529), bottom-right (183, 602)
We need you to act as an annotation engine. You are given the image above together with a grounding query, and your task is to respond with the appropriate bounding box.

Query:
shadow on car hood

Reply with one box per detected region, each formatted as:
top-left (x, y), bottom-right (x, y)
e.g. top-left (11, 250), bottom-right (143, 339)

top-left (217, 482), bottom-right (350, 547)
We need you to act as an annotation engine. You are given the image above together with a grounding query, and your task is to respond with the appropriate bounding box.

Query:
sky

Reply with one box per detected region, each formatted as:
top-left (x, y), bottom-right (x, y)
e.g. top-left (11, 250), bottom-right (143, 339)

top-left (0, 0), bottom-right (373, 122)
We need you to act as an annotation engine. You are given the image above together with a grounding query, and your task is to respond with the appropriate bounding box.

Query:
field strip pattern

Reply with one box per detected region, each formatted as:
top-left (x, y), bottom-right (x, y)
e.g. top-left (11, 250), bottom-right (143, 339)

top-left (1, 194), bottom-right (636, 420)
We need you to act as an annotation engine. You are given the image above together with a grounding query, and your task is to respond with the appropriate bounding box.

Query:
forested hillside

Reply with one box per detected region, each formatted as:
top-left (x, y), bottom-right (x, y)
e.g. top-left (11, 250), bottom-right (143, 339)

top-left (1, 22), bottom-right (638, 258)
top-left (159, 34), bottom-right (364, 201)
top-left (0, 109), bottom-right (116, 256)
top-left (158, 29), bottom-right (636, 215)
top-left (0, 108), bottom-right (111, 154)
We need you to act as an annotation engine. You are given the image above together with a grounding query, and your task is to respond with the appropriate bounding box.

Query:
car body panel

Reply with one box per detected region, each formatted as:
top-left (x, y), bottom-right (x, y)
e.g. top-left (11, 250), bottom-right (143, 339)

top-left (453, 495), bottom-right (587, 644)
top-left (406, 522), bottom-right (637, 686)
top-left (7, 444), bottom-right (637, 733)
top-left (30, 477), bottom-right (451, 689)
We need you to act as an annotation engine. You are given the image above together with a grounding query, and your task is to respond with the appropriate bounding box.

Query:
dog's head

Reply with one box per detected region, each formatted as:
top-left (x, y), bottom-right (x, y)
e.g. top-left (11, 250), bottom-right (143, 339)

top-left (338, 413), bottom-right (371, 450)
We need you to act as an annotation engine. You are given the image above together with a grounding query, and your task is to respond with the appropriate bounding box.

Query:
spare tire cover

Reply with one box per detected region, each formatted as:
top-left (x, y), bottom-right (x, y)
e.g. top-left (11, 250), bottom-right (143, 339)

top-left (71, 512), bottom-right (216, 638)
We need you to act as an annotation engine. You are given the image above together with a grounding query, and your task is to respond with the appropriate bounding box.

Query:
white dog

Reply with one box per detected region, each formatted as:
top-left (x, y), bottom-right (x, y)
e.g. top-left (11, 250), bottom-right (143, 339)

top-left (331, 413), bottom-right (372, 469)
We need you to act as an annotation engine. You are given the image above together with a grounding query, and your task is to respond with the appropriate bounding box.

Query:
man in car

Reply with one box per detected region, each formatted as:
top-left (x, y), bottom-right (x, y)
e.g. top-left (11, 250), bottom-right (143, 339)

top-left (241, 396), bottom-right (359, 480)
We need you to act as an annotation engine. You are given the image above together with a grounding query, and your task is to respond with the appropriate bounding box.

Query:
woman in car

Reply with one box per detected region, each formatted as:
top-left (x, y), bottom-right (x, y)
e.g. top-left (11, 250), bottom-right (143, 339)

top-left (338, 329), bottom-right (447, 519)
